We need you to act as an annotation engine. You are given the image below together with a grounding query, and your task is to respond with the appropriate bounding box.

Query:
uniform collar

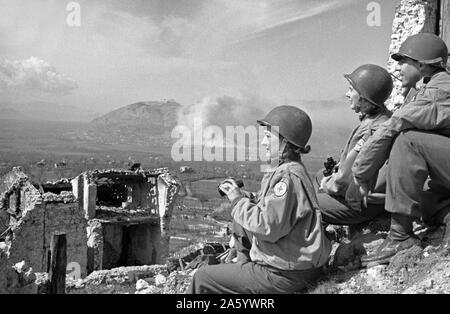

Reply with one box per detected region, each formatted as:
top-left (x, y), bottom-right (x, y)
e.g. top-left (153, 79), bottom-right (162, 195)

top-left (360, 108), bottom-right (388, 121)
top-left (424, 70), bottom-right (450, 88)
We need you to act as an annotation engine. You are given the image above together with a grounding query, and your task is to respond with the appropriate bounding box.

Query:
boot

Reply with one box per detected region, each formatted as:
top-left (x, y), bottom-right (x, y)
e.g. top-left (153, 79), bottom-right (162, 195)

top-left (361, 214), bottom-right (421, 266)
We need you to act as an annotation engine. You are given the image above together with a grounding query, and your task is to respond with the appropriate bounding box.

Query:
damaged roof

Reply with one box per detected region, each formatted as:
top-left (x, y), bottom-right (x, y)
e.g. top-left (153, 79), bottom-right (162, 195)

top-left (85, 167), bottom-right (171, 177)
top-left (1, 167), bottom-right (180, 208)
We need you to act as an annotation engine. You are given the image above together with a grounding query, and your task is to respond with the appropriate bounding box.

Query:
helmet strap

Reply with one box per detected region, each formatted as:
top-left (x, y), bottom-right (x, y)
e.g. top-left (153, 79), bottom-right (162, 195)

top-left (278, 138), bottom-right (288, 165)
top-left (278, 138), bottom-right (296, 165)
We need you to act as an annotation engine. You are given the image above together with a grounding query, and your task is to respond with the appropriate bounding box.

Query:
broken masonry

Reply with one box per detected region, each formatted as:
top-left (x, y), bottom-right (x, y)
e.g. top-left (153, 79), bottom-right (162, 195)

top-left (0, 166), bottom-right (180, 278)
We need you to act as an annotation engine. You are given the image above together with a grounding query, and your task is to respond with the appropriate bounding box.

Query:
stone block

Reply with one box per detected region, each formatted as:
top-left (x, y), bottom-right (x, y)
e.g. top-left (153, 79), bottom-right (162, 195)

top-left (84, 184), bottom-right (97, 219)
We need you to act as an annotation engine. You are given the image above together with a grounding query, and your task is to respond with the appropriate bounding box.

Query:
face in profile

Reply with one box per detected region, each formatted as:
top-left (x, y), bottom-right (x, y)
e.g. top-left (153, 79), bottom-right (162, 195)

top-left (398, 58), bottom-right (422, 89)
top-left (346, 85), bottom-right (361, 113)
top-left (261, 129), bottom-right (280, 161)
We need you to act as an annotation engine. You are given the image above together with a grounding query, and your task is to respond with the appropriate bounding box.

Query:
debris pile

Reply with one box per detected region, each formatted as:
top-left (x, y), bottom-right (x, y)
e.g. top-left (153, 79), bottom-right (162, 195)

top-left (311, 225), bottom-right (450, 294)
top-left (65, 241), bottom-right (228, 294)
top-left (0, 166), bottom-right (180, 287)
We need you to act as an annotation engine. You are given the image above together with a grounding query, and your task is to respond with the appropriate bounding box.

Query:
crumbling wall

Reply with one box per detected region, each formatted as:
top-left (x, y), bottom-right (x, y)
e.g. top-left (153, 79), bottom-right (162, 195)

top-left (7, 202), bottom-right (45, 273)
top-left (44, 200), bottom-right (87, 277)
top-left (7, 193), bottom-right (87, 277)
top-left (156, 173), bottom-right (180, 264)
top-left (2, 167), bottom-right (180, 281)
top-left (84, 169), bottom-right (180, 272)
top-left (386, 0), bottom-right (440, 110)
top-left (0, 253), bottom-right (38, 294)
top-left (87, 220), bottom-right (103, 273)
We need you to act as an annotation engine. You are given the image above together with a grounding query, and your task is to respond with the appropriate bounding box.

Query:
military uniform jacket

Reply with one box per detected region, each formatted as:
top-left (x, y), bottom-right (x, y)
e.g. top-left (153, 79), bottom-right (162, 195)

top-left (322, 111), bottom-right (390, 210)
top-left (231, 161), bottom-right (331, 271)
top-left (353, 71), bottom-right (450, 183)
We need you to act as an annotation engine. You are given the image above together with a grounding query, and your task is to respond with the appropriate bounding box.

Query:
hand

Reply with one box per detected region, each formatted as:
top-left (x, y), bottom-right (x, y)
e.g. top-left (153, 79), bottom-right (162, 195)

top-left (219, 179), bottom-right (242, 202)
top-left (354, 178), bottom-right (370, 208)
top-left (319, 176), bottom-right (329, 193)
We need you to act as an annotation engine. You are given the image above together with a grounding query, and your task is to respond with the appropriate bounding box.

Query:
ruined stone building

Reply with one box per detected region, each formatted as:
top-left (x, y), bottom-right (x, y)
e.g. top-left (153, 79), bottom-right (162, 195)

top-left (0, 167), bottom-right (179, 279)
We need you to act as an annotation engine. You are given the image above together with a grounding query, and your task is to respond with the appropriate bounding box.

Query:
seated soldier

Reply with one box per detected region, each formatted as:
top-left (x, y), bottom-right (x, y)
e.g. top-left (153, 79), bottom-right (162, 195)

top-left (189, 106), bottom-right (331, 294)
top-left (315, 64), bottom-right (393, 227)
top-left (353, 33), bottom-right (450, 266)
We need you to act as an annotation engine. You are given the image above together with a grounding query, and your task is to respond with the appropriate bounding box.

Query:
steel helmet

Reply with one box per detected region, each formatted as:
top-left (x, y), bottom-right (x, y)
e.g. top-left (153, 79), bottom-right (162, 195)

top-left (344, 64), bottom-right (393, 107)
top-left (392, 33), bottom-right (448, 68)
top-left (257, 106), bottom-right (312, 149)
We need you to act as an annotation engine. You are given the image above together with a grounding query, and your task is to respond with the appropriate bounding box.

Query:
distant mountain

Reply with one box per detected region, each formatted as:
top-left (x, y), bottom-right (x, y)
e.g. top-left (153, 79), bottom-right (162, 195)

top-left (91, 100), bottom-right (180, 128)
top-left (0, 101), bottom-right (99, 122)
top-left (85, 100), bottom-right (182, 147)
top-left (81, 98), bottom-right (356, 156)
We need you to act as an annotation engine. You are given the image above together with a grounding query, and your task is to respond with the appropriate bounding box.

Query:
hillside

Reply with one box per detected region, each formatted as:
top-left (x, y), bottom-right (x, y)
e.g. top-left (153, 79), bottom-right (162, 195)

top-left (82, 98), bottom-right (355, 159)
top-left (84, 100), bottom-right (181, 148)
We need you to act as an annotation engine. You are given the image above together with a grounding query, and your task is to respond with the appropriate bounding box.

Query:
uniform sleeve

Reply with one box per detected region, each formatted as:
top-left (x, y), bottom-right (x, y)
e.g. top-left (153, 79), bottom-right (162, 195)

top-left (240, 190), bottom-right (256, 200)
top-left (231, 175), bottom-right (296, 243)
top-left (323, 128), bottom-right (374, 196)
top-left (353, 88), bottom-right (438, 183)
top-left (322, 172), bottom-right (347, 196)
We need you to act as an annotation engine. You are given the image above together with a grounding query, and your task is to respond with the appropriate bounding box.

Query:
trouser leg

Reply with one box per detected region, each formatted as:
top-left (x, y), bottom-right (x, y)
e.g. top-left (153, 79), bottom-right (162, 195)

top-left (317, 193), bottom-right (386, 225)
top-left (317, 194), bottom-right (385, 225)
top-left (385, 131), bottom-right (450, 218)
top-left (189, 263), bottom-right (260, 294)
top-left (363, 131), bottom-right (450, 265)
top-left (315, 169), bottom-right (386, 225)
top-left (389, 213), bottom-right (414, 241)
top-left (188, 262), bottom-right (323, 294)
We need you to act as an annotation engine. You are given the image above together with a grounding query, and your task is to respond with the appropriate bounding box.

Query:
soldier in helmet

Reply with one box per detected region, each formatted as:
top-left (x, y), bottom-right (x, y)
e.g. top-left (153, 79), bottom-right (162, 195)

top-left (353, 33), bottom-right (450, 266)
top-left (316, 64), bottom-right (393, 226)
top-left (189, 106), bottom-right (331, 294)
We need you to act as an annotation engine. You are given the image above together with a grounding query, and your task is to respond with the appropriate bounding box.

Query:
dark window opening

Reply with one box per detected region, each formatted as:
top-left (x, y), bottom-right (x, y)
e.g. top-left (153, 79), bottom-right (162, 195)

top-left (96, 184), bottom-right (128, 207)
top-left (101, 223), bottom-right (157, 269)
top-left (8, 190), bottom-right (20, 214)
top-left (46, 250), bottom-right (52, 272)
top-left (93, 174), bottom-right (158, 212)
top-left (35, 183), bottom-right (72, 195)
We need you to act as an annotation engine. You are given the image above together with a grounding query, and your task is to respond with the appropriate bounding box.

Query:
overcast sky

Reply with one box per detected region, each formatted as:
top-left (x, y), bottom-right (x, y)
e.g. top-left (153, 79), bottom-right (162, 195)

top-left (0, 0), bottom-right (398, 113)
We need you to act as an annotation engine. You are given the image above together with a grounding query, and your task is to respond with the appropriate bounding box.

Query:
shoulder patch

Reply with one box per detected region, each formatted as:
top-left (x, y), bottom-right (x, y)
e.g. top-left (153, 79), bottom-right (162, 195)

top-left (274, 181), bottom-right (288, 197)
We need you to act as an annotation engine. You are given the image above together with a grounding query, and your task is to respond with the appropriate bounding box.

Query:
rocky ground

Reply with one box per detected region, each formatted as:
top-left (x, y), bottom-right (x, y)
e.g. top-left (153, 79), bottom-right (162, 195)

top-left (310, 245), bottom-right (450, 294)
top-left (64, 242), bottom-right (228, 294)
top-left (60, 221), bottom-right (450, 295)
top-left (310, 224), bottom-right (450, 294)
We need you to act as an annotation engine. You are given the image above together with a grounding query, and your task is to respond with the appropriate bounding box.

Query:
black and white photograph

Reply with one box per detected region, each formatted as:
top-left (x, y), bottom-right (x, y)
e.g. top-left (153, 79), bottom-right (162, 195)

top-left (0, 0), bottom-right (449, 299)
